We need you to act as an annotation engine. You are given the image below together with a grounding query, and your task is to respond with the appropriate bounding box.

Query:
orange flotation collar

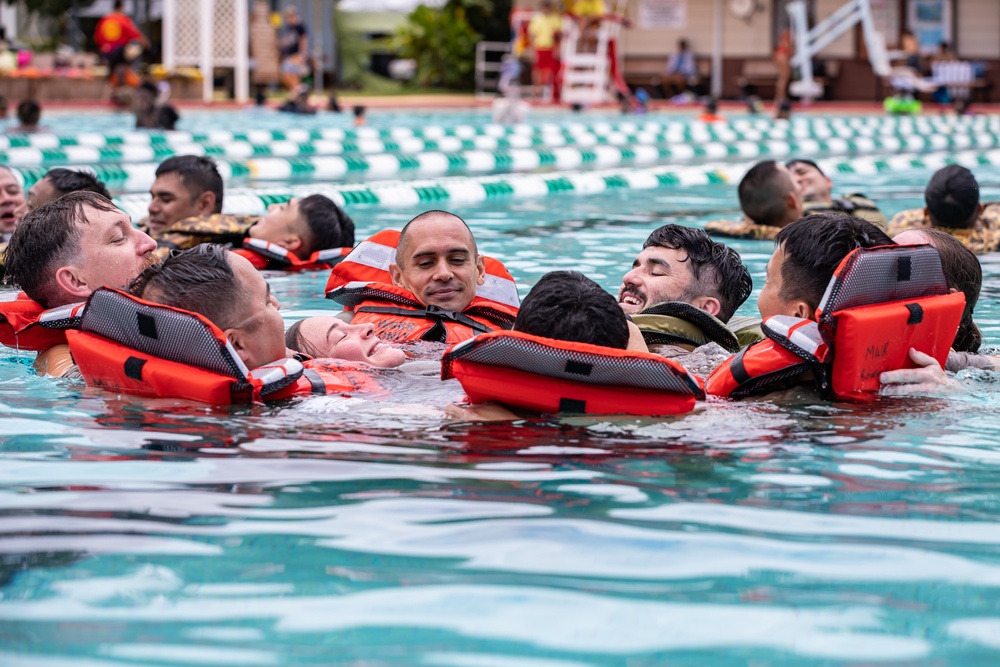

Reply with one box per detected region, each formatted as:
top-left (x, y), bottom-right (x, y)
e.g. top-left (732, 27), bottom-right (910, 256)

top-left (68, 288), bottom-right (382, 405)
top-left (325, 229), bottom-right (520, 344)
top-left (233, 238), bottom-right (352, 272)
top-left (708, 244), bottom-right (965, 400)
top-left (0, 293), bottom-right (85, 352)
top-left (442, 330), bottom-right (705, 415)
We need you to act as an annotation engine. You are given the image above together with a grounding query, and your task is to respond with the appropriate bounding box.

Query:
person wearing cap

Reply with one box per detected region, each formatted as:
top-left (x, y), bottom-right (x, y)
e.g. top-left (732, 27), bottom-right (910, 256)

top-left (705, 160), bottom-right (804, 240)
top-left (786, 158), bottom-right (888, 230)
top-left (887, 165), bottom-right (1000, 255)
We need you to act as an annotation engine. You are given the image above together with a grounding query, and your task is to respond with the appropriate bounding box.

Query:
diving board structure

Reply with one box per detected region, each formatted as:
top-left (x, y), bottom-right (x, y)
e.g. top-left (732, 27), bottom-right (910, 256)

top-left (787, 0), bottom-right (888, 101)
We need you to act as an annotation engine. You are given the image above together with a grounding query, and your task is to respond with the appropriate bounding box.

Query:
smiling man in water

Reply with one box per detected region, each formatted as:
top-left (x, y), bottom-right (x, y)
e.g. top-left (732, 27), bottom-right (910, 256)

top-left (618, 224), bottom-right (758, 362)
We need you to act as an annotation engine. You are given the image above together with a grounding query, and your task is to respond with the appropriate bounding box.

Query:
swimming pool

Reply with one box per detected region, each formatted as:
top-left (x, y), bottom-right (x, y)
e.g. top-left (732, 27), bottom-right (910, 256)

top-left (3, 109), bottom-right (1000, 666)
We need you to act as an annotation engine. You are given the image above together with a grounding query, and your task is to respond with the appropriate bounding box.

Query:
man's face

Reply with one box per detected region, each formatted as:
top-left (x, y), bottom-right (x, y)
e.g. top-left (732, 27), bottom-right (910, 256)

top-left (147, 173), bottom-right (201, 236)
top-left (14, 176), bottom-right (59, 224)
top-left (618, 245), bottom-right (698, 315)
top-left (389, 216), bottom-right (486, 312)
top-left (227, 252), bottom-right (287, 370)
top-left (788, 161), bottom-right (832, 204)
top-left (0, 168), bottom-right (25, 233)
top-left (247, 198), bottom-right (302, 247)
top-left (757, 244), bottom-right (807, 320)
top-left (73, 205), bottom-right (158, 295)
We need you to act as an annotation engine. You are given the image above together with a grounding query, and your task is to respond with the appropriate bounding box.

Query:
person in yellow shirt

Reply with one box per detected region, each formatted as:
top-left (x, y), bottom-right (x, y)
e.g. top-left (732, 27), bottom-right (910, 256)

top-left (527, 1), bottom-right (563, 99)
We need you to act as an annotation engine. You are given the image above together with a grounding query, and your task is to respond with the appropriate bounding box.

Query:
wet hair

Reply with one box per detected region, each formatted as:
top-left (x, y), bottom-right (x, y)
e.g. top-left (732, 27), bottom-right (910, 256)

top-left (296, 194), bottom-right (355, 258)
top-left (156, 104), bottom-right (179, 131)
top-left (16, 99), bottom-right (40, 127)
top-left (704, 97), bottom-right (718, 115)
top-left (45, 168), bottom-right (111, 199)
top-left (130, 244), bottom-right (244, 329)
top-left (397, 210), bottom-right (476, 265)
top-left (284, 318), bottom-right (328, 359)
top-left (514, 270), bottom-right (629, 349)
top-left (774, 213), bottom-right (893, 315)
top-left (4, 191), bottom-right (119, 308)
top-left (154, 155), bottom-right (224, 213)
top-left (738, 160), bottom-right (795, 226)
top-left (643, 224), bottom-right (752, 323)
top-left (114, 0), bottom-right (123, 9)
top-left (920, 228), bottom-right (982, 353)
top-left (137, 80), bottom-right (159, 99)
top-left (924, 165), bottom-right (980, 229)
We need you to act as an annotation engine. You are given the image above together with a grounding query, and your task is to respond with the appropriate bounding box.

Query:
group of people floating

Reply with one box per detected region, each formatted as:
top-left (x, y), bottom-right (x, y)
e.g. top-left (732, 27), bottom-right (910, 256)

top-left (0, 152), bottom-right (995, 416)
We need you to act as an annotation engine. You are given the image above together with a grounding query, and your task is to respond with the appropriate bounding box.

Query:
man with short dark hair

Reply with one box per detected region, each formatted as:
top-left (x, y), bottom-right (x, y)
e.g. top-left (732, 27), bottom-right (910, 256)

top-left (887, 165), bottom-right (1000, 254)
top-left (705, 160), bottom-right (804, 240)
top-left (786, 158), bottom-right (887, 229)
top-left (131, 244), bottom-right (287, 371)
top-left (246, 195), bottom-right (355, 261)
top-left (3, 191), bottom-right (157, 376)
top-left (145, 155), bottom-right (226, 237)
top-left (15, 168), bottom-right (111, 223)
top-left (618, 224), bottom-right (758, 362)
top-left (516, 270), bottom-right (630, 350)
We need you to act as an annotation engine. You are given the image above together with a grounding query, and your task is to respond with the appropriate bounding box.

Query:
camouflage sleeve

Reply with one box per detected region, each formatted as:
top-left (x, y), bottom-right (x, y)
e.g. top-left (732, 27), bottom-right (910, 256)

top-left (153, 214), bottom-right (258, 256)
top-left (885, 208), bottom-right (927, 237)
top-left (704, 218), bottom-right (780, 240)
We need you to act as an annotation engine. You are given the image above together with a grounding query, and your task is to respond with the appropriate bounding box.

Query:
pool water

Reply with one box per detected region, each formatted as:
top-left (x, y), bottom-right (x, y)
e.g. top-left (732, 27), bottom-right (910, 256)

top-left (4, 110), bottom-right (1000, 666)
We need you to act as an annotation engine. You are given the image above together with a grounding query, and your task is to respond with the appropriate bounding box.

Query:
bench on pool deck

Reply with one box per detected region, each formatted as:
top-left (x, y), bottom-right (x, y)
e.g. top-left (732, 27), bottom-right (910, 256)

top-left (738, 59), bottom-right (840, 100)
top-left (623, 55), bottom-right (711, 98)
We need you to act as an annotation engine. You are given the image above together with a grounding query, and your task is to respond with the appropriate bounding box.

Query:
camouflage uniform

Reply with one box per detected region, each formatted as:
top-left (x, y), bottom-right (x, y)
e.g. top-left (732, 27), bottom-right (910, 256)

top-left (141, 214), bottom-right (260, 261)
top-left (804, 194), bottom-right (887, 231)
top-left (704, 218), bottom-right (781, 240)
top-left (886, 202), bottom-right (1000, 255)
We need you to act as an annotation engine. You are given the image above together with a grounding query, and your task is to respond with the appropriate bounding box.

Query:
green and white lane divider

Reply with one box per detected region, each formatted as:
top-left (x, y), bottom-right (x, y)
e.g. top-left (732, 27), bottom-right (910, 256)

top-left (19, 131), bottom-right (1000, 194)
top-left (111, 148), bottom-right (1000, 222)
top-left (5, 119), bottom-right (1000, 168)
top-left (0, 114), bottom-right (997, 152)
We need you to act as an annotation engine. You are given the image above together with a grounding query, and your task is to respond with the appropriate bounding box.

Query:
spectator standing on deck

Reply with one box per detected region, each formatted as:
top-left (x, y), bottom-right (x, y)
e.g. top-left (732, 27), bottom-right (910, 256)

top-left (95, 1), bottom-right (150, 96)
top-left (773, 27), bottom-right (792, 106)
top-left (527, 0), bottom-right (562, 101)
top-left (278, 4), bottom-right (309, 93)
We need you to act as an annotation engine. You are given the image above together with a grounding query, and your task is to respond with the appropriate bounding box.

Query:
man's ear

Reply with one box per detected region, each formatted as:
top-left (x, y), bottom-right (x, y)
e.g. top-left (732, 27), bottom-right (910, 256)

top-left (53, 265), bottom-right (92, 300)
top-left (225, 327), bottom-right (253, 367)
top-left (388, 262), bottom-right (405, 288)
top-left (787, 190), bottom-right (803, 217)
top-left (194, 191), bottom-right (216, 216)
top-left (475, 255), bottom-right (486, 286)
top-left (279, 234), bottom-right (303, 252)
top-left (790, 299), bottom-right (812, 320)
top-left (690, 295), bottom-right (721, 318)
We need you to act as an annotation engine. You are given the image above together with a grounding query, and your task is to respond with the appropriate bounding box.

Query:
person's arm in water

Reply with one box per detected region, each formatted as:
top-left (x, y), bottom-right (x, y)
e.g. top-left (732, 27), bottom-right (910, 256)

top-left (626, 320), bottom-right (648, 352)
top-left (33, 344), bottom-right (78, 378)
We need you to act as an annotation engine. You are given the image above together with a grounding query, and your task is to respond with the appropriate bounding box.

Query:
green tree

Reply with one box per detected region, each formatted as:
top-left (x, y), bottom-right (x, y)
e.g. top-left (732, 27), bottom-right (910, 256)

top-left (393, 0), bottom-right (485, 90)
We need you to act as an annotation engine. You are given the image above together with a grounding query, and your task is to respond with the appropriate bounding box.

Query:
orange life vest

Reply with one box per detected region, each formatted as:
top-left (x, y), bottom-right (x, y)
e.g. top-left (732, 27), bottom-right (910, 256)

top-left (67, 288), bottom-right (382, 405)
top-left (708, 244), bottom-right (966, 400)
top-left (0, 293), bottom-right (85, 352)
top-left (233, 238), bottom-right (352, 272)
top-left (325, 229), bottom-right (520, 344)
top-left (442, 330), bottom-right (705, 415)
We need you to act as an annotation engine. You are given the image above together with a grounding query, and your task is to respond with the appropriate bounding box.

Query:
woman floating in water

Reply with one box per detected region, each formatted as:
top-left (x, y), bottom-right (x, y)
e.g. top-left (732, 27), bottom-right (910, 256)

top-left (285, 318), bottom-right (407, 369)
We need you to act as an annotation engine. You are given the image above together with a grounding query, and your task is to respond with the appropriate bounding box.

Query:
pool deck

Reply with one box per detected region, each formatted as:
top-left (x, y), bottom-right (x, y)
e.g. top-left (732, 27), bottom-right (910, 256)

top-left (34, 95), bottom-right (1000, 116)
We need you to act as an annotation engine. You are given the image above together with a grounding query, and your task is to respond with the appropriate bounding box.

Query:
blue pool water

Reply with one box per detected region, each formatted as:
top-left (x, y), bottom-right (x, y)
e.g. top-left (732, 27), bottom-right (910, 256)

top-left (3, 110), bottom-right (1000, 665)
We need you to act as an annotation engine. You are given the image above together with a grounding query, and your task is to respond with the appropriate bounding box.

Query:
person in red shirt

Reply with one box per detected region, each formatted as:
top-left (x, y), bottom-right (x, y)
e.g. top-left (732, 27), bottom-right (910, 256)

top-left (95, 1), bottom-right (151, 91)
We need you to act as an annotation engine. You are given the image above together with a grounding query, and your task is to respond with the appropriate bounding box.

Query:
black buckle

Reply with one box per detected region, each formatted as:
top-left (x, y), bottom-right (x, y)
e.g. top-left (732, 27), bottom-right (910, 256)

top-left (424, 304), bottom-right (462, 322)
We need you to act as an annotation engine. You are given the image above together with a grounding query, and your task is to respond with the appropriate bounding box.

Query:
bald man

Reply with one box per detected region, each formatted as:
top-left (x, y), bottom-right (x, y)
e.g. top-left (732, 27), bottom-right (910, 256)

top-left (327, 210), bottom-right (519, 344)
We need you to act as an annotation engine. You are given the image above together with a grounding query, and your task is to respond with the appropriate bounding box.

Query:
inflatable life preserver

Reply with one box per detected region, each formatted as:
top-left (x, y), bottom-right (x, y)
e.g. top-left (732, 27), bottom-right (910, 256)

top-left (0, 293), bottom-right (85, 352)
top-left (442, 330), bottom-right (705, 415)
top-left (629, 301), bottom-right (746, 353)
top-left (67, 288), bottom-right (382, 405)
top-left (708, 244), bottom-right (966, 400)
top-left (325, 229), bottom-right (520, 344)
top-left (233, 238), bottom-right (352, 272)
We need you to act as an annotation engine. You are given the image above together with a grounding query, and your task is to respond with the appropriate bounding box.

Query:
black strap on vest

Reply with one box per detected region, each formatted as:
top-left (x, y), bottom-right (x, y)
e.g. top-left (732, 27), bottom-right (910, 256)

top-left (638, 302), bottom-right (741, 352)
top-left (356, 304), bottom-right (493, 342)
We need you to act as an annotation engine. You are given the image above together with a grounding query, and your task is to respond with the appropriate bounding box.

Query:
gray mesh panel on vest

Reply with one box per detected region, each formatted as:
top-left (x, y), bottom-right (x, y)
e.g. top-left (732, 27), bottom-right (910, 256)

top-left (449, 335), bottom-right (699, 395)
top-left (820, 246), bottom-right (947, 317)
top-left (81, 289), bottom-right (248, 379)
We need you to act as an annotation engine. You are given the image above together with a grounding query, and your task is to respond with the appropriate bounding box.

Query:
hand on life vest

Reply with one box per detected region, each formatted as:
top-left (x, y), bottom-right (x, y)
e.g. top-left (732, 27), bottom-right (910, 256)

top-left (879, 348), bottom-right (961, 396)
